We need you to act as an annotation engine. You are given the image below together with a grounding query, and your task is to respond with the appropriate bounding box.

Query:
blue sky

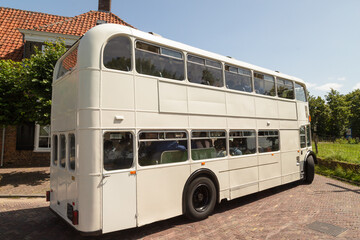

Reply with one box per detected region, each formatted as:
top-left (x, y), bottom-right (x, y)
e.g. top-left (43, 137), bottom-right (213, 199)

top-left (2, 0), bottom-right (360, 97)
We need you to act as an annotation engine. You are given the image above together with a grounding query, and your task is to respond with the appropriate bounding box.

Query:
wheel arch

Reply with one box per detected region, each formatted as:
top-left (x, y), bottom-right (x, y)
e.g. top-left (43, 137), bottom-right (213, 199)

top-left (182, 168), bottom-right (220, 215)
top-left (305, 150), bottom-right (317, 164)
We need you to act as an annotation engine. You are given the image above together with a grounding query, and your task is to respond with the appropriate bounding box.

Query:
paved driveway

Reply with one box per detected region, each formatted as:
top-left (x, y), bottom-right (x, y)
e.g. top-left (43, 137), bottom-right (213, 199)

top-left (0, 175), bottom-right (359, 240)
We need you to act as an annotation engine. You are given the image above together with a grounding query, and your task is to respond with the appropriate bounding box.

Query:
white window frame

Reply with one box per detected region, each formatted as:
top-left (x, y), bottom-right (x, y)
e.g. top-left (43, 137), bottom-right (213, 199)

top-left (34, 124), bottom-right (51, 152)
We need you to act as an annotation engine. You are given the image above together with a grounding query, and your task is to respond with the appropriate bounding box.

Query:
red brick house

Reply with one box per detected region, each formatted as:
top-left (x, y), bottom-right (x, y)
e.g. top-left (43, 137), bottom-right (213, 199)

top-left (0, 0), bottom-right (133, 167)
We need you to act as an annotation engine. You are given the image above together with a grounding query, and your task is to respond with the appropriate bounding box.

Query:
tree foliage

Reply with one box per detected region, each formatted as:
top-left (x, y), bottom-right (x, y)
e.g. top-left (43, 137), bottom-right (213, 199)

top-left (0, 41), bottom-right (66, 126)
top-left (308, 95), bottom-right (330, 136)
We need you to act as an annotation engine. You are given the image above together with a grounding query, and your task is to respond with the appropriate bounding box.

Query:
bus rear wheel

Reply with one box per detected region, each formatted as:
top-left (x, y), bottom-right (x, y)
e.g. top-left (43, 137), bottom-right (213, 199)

top-left (185, 177), bottom-right (216, 220)
top-left (304, 155), bottom-right (315, 184)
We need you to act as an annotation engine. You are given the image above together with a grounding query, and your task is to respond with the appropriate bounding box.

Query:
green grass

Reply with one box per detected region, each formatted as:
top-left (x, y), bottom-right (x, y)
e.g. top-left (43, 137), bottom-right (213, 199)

top-left (313, 142), bottom-right (360, 164)
top-left (315, 165), bottom-right (360, 185)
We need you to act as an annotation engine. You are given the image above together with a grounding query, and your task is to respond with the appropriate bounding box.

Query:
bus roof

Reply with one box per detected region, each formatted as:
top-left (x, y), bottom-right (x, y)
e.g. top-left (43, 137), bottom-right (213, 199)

top-left (81, 23), bottom-right (305, 85)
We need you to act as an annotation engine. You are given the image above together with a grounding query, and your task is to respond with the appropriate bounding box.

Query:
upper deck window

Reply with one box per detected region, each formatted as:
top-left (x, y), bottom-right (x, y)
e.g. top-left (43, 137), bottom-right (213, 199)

top-left (57, 45), bottom-right (78, 79)
top-left (254, 72), bottom-right (275, 96)
top-left (277, 78), bottom-right (294, 99)
top-left (295, 83), bottom-right (307, 102)
top-left (135, 41), bottom-right (184, 80)
top-left (187, 55), bottom-right (223, 87)
top-left (103, 36), bottom-right (132, 71)
top-left (225, 65), bottom-right (252, 93)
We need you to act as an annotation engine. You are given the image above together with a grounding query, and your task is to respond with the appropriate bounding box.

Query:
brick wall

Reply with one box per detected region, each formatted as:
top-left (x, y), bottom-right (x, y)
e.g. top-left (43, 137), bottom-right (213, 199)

top-left (0, 126), bottom-right (50, 167)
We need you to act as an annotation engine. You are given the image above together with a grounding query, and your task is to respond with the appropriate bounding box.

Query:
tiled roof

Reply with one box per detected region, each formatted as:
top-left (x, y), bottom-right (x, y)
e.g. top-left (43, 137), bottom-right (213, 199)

top-left (31, 10), bottom-right (134, 36)
top-left (0, 7), bottom-right (68, 61)
top-left (0, 7), bottom-right (133, 61)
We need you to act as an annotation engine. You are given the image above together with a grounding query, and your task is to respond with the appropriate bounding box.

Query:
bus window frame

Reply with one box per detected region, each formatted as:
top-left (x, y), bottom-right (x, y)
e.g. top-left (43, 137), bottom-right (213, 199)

top-left (67, 132), bottom-right (76, 172)
top-left (102, 130), bottom-right (136, 173)
top-left (229, 129), bottom-right (257, 157)
top-left (190, 129), bottom-right (227, 160)
top-left (55, 42), bottom-right (80, 81)
top-left (101, 34), bottom-right (134, 73)
top-left (134, 40), bottom-right (186, 81)
top-left (257, 130), bottom-right (280, 153)
top-left (137, 130), bottom-right (189, 167)
top-left (187, 54), bottom-right (225, 88)
top-left (224, 64), bottom-right (253, 93)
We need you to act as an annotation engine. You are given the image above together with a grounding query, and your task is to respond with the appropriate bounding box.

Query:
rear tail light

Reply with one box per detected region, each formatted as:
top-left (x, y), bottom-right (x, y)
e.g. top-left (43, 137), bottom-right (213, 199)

top-left (72, 210), bottom-right (79, 225)
top-left (67, 203), bottom-right (79, 225)
top-left (46, 191), bottom-right (50, 201)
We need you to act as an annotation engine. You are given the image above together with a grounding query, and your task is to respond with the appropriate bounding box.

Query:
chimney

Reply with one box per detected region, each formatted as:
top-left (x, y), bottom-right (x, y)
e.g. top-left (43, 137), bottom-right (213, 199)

top-left (98, 0), bottom-right (111, 12)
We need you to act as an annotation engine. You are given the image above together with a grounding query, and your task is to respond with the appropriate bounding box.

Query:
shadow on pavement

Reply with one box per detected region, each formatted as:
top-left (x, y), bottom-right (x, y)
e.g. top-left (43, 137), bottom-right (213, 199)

top-left (0, 171), bottom-right (49, 187)
top-left (0, 181), bottom-right (303, 240)
top-left (326, 182), bottom-right (360, 195)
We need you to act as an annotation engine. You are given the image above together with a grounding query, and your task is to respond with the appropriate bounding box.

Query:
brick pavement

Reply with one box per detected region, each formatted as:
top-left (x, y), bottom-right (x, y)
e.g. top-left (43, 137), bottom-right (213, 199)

top-left (0, 174), bottom-right (359, 240)
top-left (0, 167), bottom-right (49, 196)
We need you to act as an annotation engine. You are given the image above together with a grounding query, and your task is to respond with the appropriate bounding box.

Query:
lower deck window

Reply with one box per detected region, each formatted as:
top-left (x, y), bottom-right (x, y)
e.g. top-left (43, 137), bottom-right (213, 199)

top-left (300, 126), bottom-right (306, 148)
top-left (103, 132), bottom-right (134, 170)
top-left (60, 134), bottom-right (66, 168)
top-left (229, 130), bottom-right (256, 156)
top-left (138, 131), bottom-right (188, 166)
top-left (258, 130), bottom-right (279, 153)
top-left (191, 131), bottom-right (226, 160)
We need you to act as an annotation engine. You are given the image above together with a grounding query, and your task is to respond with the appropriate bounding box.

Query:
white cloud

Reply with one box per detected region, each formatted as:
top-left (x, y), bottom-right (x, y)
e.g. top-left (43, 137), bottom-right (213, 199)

top-left (304, 82), bottom-right (317, 88)
top-left (315, 83), bottom-right (343, 92)
top-left (353, 83), bottom-right (360, 90)
top-left (337, 77), bottom-right (346, 81)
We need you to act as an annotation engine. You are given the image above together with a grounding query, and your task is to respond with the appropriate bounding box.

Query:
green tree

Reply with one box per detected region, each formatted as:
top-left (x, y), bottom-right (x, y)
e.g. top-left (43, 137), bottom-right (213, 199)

top-left (308, 95), bottom-right (330, 137)
top-left (345, 89), bottom-right (360, 138)
top-left (325, 89), bottom-right (351, 139)
top-left (0, 41), bottom-right (66, 126)
top-left (0, 60), bottom-right (33, 125)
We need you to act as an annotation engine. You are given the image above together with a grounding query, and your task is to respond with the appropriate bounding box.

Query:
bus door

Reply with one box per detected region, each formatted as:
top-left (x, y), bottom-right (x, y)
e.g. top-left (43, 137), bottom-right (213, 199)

top-left (102, 131), bottom-right (137, 233)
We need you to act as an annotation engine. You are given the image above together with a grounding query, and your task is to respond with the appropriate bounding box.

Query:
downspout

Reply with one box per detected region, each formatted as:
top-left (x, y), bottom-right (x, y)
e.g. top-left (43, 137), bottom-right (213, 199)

top-left (1, 126), bottom-right (5, 167)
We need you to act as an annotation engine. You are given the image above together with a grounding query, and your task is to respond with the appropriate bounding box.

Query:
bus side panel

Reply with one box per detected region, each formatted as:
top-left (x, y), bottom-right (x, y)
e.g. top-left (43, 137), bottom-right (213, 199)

top-left (278, 101), bottom-right (297, 120)
top-left (137, 165), bottom-right (190, 226)
top-left (258, 153), bottom-right (281, 191)
top-left (188, 86), bottom-right (226, 116)
top-left (280, 130), bottom-right (301, 184)
top-left (255, 97), bottom-right (278, 119)
top-left (77, 129), bottom-right (101, 232)
top-left (228, 156), bottom-right (259, 199)
top-left (78, 70), bottom-right (100, 109)
top-left (226, 92), bottom-right (256, 117)
top-left (101, 72), bottom-right (134, 110)
top-left (158, 81), bottom-right (188, 114)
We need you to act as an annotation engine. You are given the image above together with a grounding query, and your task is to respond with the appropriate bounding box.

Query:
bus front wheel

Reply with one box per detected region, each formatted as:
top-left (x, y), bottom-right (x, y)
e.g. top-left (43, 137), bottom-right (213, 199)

top-left (185, 177), bottom-right (216, 220)
top-left (304, 155), bottom-right (315, 184)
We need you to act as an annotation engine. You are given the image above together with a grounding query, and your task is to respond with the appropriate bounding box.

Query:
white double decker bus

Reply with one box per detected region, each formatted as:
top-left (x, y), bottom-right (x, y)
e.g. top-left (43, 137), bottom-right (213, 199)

top-left (49, 24), bottom-right (316, 235)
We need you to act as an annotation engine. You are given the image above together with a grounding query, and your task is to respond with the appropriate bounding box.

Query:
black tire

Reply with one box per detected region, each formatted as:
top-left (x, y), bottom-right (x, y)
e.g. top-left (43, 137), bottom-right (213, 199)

top-left (185, 177), bottom-right (216, 220)
top-left (304, 155), bottom-right (315, 184)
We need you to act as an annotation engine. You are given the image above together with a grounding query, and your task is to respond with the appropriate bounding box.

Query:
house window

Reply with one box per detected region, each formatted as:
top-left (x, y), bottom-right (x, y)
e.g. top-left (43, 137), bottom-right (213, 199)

top-left (34, 125), bottom-right (51, 152)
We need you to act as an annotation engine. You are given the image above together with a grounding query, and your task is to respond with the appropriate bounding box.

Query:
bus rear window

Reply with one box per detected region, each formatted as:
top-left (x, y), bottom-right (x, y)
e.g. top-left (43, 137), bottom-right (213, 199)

top-left (103, 36), bottom-right (132, 71)
top-left (295, 83), bottom-right (307, 102)
top-left (57, 45), bottom-right (78, 79)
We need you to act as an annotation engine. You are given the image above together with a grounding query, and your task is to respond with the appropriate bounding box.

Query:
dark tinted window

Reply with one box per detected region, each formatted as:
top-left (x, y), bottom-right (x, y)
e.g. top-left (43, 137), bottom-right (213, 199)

top-left (68, 134), bottom-right (76, 170)
top-left (135, 42), bottom-right (184, 80)
top-left (138, 131), bottom-right (188, 166)
top-left (191, 131), bottom-right (226, 160)
top-left (60, 134), bottom-right (66, 168)
top-left (258, 130), bottom-right (279, 153)
top-left (52, 135), bottom-right (58, 166)
top-left (225, 65), bottom-right (252, 92)
top-left (103, 36), bottom-right (132, 71)
top-left (187, 55), bottom-right (223, 87)
top-left (229, 130), bottom-right (256, 155)
top-left (277, 78), bottom-right (294, 99)
top-left (104, 132), bottom-right (134, 170)
top-left (300, 126), bottom-right (306, 148)
top-left (254, 72), bottom-right (275, 96)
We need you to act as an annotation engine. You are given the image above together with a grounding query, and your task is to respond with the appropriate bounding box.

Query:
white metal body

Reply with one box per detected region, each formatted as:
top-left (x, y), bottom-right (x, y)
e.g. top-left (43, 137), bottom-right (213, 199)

top-left (50, 24), bottom-right (312, 234)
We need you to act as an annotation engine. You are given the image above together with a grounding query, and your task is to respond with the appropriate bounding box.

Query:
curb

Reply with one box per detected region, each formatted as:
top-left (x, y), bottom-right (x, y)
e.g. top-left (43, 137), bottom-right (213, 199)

top-left (0, 194), bottom-right (45, 198)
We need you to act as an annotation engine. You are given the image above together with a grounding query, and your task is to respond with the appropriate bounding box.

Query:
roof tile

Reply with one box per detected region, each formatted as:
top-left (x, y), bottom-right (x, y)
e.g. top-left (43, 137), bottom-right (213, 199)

top-left (0, 7), bottom-right (133, 61)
